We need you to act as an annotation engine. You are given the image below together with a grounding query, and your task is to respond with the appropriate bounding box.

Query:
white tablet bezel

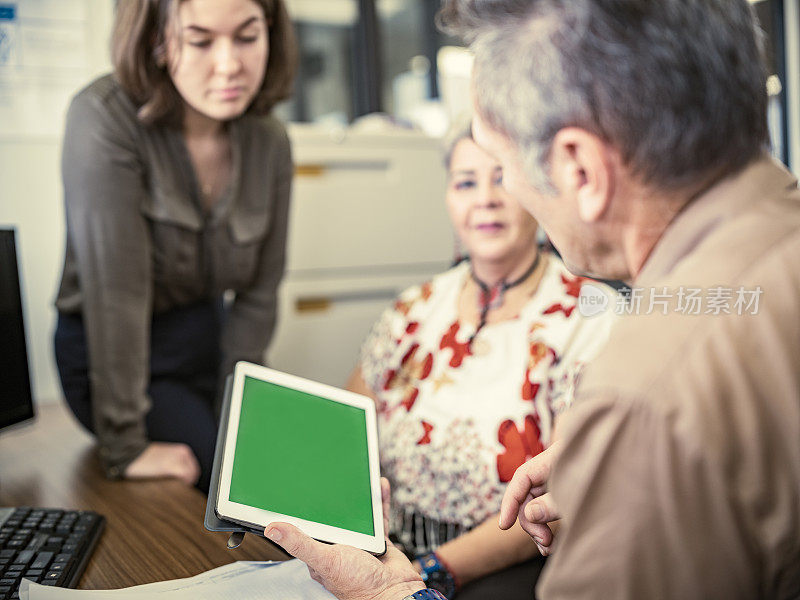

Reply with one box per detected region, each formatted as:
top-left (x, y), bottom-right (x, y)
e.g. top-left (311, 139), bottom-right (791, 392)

top-left (216, 361), bottom-right (386, 555)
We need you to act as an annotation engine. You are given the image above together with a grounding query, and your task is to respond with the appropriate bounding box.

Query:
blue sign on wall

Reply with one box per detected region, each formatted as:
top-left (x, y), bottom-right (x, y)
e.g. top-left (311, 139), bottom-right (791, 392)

top-left (0, 5), bottom-right (16, 22)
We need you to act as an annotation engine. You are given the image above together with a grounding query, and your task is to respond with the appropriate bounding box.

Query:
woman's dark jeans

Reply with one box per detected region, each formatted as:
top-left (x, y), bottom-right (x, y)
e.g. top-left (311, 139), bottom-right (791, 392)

top-left (54, 301), bottom-right (221, 494)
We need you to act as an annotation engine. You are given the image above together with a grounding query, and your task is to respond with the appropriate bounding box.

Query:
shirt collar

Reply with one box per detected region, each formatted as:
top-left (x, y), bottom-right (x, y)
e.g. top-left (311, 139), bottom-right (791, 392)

top-left (635, 154), bottom-right (798, 286)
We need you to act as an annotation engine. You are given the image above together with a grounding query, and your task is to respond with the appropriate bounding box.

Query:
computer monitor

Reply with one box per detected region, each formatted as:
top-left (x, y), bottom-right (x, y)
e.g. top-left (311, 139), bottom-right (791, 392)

top-left (0, 228), bottom-right (35, 431)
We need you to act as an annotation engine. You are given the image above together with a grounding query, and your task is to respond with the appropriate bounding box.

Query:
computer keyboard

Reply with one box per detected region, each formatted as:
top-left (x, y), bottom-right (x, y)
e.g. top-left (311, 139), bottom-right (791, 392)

top-left (0, 507), bottom-right (105, 600)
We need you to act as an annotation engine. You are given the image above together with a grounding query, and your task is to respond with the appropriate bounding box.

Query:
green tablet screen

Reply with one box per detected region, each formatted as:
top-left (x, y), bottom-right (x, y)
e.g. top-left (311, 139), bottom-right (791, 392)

top-left (229, 376), bottom-right (374, 535)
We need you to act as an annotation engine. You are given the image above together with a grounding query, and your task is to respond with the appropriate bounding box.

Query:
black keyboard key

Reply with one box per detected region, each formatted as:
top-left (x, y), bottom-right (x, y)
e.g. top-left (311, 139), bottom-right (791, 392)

top-left (0, 552), bottom-right (14, 560)
top-left (40, 540), bottom-right (62, 552)
top-left (22, 569), bottom-right (42, 579)
top-left (12, 551), bottom-right (33, 566)
top-left (52, 554), bottom-right (72, 564)
top-left (30, 552), bottom-right (53, 571)
top-left (25, 533), bottom-right (47, 553)
top-left (61, 544), bottom-right (77, 553)
top-left (43, 572), bottom-right (65, 585)
top-left (0, 585), bottom-right (11, 594)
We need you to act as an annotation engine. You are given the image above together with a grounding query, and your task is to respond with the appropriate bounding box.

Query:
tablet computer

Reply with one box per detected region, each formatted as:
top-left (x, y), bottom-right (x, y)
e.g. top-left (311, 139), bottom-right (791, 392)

top-left (216, 361), bottom-right (386, 555)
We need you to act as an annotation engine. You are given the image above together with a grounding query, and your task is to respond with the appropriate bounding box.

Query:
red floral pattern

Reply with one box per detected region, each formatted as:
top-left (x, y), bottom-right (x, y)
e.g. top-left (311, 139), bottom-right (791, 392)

top-left (417, 421), bottom-right (434, 445)
top-left (496, 415), bottom-right (545, 483)
top-left (439, 322), bottom-right (472, 368)
top-left (384, 343), bottom-right (433, 412)
top-left (521, 371), bottom-right (541, 401)
top-left (543, 303), bottom-right (576, 318)
top-left (562, 273), bottom-right (585, 298)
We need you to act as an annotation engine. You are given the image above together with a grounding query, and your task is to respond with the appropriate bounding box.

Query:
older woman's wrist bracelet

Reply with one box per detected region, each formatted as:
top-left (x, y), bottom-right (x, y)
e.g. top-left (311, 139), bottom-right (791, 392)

top-left (402, 590), bottom-right (449, 600)
top-left (417, 552), bottom-right (457, 598)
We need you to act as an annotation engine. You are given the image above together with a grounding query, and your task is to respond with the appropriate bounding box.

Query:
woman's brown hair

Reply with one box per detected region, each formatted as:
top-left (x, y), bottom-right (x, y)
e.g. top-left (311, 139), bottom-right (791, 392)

top-left (111, 0), bottom-right (297, 126)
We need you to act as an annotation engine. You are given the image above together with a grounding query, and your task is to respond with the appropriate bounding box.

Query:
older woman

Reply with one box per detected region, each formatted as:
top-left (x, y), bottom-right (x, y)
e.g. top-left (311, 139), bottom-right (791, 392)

top-left (346, 121), bottom-right (615, 598)
top-left (54, 0), bottom-right (296, 493)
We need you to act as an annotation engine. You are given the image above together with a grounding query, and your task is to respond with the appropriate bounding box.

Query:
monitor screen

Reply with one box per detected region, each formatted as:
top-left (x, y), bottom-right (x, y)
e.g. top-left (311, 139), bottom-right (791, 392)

top-left (228, 375), bottom-right (374, 535)
top-left (0, 229), bottom-right (34, 431)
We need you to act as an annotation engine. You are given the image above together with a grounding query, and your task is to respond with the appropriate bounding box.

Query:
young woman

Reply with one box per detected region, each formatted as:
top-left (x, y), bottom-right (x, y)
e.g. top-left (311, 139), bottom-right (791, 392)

top-left (54, 0), bottom-right (297, 493)
top-left (347, 121), bottom-right (616, 598)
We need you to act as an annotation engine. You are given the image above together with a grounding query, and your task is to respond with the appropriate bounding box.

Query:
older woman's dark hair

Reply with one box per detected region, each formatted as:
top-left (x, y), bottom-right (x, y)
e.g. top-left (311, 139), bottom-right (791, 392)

top-left (112, 0), bottom-right (297, 126)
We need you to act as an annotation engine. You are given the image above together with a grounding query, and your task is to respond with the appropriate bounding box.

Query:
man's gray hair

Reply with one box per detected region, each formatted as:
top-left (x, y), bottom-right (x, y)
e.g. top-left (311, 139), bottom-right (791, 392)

top-left (438, 0), bottom-right (769, 192)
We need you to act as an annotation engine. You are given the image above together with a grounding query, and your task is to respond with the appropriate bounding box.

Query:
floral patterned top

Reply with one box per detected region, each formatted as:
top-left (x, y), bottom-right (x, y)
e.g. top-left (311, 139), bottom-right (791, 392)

top-left (359, 254), bottom-right (616, 551)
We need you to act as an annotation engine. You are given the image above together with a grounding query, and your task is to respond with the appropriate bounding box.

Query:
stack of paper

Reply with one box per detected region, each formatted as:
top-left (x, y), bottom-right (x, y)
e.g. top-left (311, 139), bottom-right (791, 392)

top-left (19, 560), bottom-right (336, 600)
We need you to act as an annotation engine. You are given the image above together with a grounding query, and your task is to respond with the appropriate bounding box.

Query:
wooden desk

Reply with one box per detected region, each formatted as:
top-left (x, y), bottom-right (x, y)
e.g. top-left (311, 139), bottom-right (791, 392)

top-left (0, 402), bottom-right (289, 589)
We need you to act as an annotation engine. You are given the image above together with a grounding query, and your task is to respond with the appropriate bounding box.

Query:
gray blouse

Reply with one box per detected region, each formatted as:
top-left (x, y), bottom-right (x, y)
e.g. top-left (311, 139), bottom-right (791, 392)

top-left (55, 75), bottom-right (293, 477)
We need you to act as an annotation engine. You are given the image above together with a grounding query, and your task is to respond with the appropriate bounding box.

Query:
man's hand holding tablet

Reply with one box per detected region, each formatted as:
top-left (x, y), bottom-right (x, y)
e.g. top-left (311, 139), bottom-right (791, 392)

top-left (215, 362), bottom-right (387, 555)
top-left (266, 478), bottom-right (425, 600)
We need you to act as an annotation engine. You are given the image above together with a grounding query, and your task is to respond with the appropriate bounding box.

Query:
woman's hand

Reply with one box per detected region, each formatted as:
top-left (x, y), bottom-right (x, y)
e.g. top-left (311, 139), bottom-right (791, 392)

top-left (123, 441), bottom-right (200, 486)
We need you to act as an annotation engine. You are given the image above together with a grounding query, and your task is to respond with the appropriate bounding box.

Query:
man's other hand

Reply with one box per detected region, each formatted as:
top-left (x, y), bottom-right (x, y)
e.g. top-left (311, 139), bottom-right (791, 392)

top-left (499, 441), bottom-right (563, 556)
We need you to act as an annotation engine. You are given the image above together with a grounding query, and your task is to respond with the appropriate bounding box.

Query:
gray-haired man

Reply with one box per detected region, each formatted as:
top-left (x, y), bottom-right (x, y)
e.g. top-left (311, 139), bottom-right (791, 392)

top-left (263, 1), bottom-right (800, 598)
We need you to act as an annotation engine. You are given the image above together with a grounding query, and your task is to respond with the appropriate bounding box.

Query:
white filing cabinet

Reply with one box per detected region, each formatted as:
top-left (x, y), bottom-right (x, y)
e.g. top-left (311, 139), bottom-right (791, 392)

top-left (267, 125), bottom-right (453, 387)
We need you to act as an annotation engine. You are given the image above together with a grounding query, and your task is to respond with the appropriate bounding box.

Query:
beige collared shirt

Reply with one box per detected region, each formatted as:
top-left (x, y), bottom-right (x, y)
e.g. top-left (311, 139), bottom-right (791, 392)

top-left (539, 156), bottom-right (800, 599)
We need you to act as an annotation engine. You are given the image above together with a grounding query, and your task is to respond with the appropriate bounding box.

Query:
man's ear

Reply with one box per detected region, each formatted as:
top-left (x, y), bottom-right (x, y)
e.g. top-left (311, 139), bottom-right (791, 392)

top-left (550, 128), bottom-right (615, 223)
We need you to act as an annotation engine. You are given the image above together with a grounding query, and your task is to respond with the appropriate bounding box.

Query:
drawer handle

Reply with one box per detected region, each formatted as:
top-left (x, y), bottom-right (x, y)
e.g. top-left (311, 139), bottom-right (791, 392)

top-left (294, 289), bottom-right (398, 313)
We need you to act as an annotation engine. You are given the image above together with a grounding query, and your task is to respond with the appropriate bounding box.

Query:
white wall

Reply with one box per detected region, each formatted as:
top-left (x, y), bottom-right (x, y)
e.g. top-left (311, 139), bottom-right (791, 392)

top-left (1, 142), bottom-right (65, 403)
top-left (0, 0), bottom-right (114, 404)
